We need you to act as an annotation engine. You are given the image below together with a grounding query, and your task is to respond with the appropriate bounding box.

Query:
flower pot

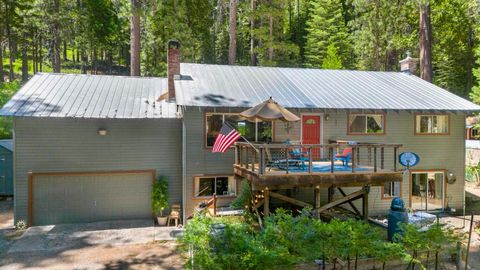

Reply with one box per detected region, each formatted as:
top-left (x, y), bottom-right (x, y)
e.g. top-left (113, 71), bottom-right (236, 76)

top-left (157, 216), bottom-right (168, 226)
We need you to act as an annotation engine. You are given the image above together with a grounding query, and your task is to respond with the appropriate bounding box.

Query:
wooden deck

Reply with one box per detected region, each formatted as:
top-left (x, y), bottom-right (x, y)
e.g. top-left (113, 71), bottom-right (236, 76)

top-left (234, 142), bottom-right (403, 191)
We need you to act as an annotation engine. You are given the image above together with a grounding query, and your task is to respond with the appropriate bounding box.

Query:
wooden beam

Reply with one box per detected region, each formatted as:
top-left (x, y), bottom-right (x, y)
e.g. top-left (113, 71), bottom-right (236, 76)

top-left (363, 187), bottom-right (369, 221)
top-left (269, 191), bottom-right (313, 208)
top-left (315, 189), bottom-right (365, 214)
top-left (337, 187), bottom-right (362, 216)
top-left (314, 188), bottom-right (321, 218)
top-left (253, 198), bottom-right (264, 210)
top-left (239, 170), bottom-right (403, 191)
top-left (264, 189), bottom-right (270, 216)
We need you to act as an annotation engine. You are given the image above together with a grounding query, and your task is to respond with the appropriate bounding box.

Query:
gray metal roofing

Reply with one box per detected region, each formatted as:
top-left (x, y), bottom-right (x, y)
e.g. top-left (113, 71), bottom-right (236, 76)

top-left (0, 73), bottom-right (179, 118)
top-left (0, 140), bottom-right (13, 152)
top-left (175, 63), bottom-right (480, 112)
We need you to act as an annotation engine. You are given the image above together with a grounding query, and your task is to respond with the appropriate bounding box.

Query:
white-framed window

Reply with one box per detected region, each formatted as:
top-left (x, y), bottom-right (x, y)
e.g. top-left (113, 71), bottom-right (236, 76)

top-left (382, 181), bottom-right (401, 199)
top-left (348, 114), bottom-right (385, 134)
top-left (415, 115), bottom-right (449, 134)
top-left (194, 176), bottom-right (236, 197)
top-left (205, 113), bottom-right (273, 147)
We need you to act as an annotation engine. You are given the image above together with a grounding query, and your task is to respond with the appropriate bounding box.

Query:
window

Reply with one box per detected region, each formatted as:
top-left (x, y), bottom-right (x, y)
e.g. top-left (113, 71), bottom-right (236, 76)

top-left (348, 114), bottom-right (385, 134)
top-left (194, 176), bottom-right (236, 197)
top-left (382, 181), bottom-right (401, 199)
top-left (415, 115), bottom-right (449, 134)
top-left (206, 113), bottom-right (273, 147)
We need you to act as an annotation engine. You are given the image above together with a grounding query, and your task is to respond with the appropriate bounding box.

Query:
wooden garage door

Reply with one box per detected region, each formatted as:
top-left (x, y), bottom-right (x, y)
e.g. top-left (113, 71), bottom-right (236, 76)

top-left (31, 171), bottom-right (154, 226)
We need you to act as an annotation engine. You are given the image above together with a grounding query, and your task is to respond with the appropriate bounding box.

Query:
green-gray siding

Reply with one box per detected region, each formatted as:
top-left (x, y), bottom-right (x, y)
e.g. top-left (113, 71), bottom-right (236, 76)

top-left (14, 118), bottom-right (182, 223)
top-left (183, 108), bottom-right (466, 216)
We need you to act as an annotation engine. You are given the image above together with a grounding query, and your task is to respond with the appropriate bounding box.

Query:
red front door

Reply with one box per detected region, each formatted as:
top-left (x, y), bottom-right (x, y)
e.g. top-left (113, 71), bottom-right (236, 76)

top-left (302, 115), bottom-right (321, 160)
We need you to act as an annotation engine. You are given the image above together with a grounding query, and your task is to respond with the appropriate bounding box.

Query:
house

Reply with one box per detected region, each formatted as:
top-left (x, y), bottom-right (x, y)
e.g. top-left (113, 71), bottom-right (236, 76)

top-left (466, 116), bottom-right (479, 140)
top-left (0, 139), bottom-right (13, 197)
top-left (1, 41), bottom-right (480, 226)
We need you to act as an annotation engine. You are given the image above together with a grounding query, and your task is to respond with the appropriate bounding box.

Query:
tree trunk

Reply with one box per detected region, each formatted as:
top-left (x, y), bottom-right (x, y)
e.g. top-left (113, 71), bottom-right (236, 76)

top-left (63, 40), bottom-right (68, 61)
top-left (228, 0), bottom-right (237, 65)
top-left (21, 48), bottom-right (28, 82)
top-left (0, 38), bottom-right (4, 83)
top-left (130, 0), bottom-right (141, 76)
top-left (39, 36), bottom-right (43, 72)
top-left (419, 2), bottom-right (432, 82)
top-left (5, 0), bottom-right (14, 81)
top-left (268, 1), bottom-right (274, 62)
top-left (52, 0), bottom-right (61, 73)
top-left (250, 0), bottom-right (257, 66)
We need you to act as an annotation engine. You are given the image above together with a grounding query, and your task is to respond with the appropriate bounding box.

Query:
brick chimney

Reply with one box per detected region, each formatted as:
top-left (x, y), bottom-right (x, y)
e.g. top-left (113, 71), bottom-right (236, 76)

top-left (167, 40), bottom-right (180, 100)
top-left (399, 51), bottom-right (418, 75)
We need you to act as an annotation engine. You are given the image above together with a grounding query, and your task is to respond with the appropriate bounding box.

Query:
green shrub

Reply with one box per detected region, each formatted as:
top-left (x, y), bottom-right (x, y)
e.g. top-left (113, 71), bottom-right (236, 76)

top-left (0, 81), bottom-right (20, 139)
top-left (180, 209), bottom-right (461, 269)
top-left (151, 176), bottom-right (169, 216)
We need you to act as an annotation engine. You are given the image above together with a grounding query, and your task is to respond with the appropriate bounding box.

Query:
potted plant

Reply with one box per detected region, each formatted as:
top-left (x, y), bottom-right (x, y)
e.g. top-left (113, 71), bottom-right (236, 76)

top-left (152, 176), bottom-right (169, 226)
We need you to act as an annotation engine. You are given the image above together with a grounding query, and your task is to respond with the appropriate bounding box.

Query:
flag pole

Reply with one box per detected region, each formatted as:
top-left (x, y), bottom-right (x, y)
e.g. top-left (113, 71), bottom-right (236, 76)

top-left (239, 135), bottom-right (259, 153)
top-left (224, 121), bottom-right (260, 152)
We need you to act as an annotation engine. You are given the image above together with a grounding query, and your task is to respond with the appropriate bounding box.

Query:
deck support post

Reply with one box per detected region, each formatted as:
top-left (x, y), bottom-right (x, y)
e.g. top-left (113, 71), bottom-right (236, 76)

top-left (314, 187), bottom-right (321, 218)
top-left (328, 187), bottom-right (333, 203)
top-left (263, 188), bottom-right (270, 217)
top-left (362, 185), bottom-right (370, 221)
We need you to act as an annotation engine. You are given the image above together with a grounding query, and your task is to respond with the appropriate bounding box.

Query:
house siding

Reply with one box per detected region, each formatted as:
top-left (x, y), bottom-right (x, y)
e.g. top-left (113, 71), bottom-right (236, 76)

top-left (184, 109), bottom-right (465, 216)
top-left (13, 118), bottom-right (182, 223)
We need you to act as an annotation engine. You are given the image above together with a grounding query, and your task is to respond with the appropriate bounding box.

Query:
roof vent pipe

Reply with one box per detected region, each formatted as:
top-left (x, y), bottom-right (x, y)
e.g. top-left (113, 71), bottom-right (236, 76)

top-left (399, 51), bottom-right (418, 75)
top-left (167, 40), bottom-right (181, 100)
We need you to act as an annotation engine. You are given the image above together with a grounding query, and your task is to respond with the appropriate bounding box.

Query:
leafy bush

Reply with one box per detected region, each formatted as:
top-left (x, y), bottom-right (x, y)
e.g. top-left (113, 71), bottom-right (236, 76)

top-left (0, 81), bottom-right (20, 139)
top-left (395, 223), bottom-right (461, 269)
top-left (152, 176), bottom-right (169, 216)
top-left (180, 209), bottom-right (461, 270)
top-left (180, 214), bottom-right (292, 270)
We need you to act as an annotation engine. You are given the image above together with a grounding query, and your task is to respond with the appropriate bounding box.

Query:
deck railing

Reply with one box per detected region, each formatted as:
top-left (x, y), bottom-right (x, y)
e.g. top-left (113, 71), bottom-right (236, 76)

top-left (234, 141), bottom-right (402, 175)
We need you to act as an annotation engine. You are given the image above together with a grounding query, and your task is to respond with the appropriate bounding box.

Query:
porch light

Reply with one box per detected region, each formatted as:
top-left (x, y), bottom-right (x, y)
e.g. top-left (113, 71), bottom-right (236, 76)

top-left (324, 114), bottom-right (330, 121)
top-left (97, 128), bottom-right (108, 136)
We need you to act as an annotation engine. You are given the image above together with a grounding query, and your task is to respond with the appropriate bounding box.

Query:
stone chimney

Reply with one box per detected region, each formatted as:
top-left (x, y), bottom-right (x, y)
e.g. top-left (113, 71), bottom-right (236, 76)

top-left (399, 51), bottom-right (418, 75)
top-left (167, 40), bottom-right (180, 100)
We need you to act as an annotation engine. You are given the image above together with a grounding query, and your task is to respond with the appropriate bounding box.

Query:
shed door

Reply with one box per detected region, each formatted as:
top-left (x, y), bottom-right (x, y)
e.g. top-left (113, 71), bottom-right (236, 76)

top-left (32, 171), bottom-right (153, 226)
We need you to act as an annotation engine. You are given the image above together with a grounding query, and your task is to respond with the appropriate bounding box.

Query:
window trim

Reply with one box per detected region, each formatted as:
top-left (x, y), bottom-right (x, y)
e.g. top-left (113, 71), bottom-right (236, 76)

top-left (204, 112), bottom-right (275, 148)
top-left (414, 114), bottom-right (450, 136)
top-left (408, 169), bottom-right (447, 210)
top-left (192, 175), bottom-right (237, 199)
top-left (381, 181), bottom-right (402, 200)
top-left (347, 113), bottom-right (386, 135)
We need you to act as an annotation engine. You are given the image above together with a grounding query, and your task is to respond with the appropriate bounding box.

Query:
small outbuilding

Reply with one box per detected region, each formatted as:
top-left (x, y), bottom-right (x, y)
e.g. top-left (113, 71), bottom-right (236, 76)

top-left (0, 139), bottom-right (13, 197)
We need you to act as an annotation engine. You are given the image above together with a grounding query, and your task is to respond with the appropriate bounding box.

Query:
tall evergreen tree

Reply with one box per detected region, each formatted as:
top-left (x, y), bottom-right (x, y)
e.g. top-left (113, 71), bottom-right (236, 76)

top-left (304, 0), bottom-right (352, 68)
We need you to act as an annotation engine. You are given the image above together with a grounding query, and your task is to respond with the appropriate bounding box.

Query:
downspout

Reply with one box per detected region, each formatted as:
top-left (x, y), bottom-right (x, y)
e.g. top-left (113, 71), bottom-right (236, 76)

top-left (181, 106), bottom-right (187, 224)
top-left (12, 119), bottom-right (16, 225)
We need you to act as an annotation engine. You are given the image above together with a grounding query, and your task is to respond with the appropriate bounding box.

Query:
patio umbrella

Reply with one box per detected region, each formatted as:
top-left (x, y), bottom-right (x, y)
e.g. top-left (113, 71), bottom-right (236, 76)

top-left (240, 97), bottom-right (300, 122)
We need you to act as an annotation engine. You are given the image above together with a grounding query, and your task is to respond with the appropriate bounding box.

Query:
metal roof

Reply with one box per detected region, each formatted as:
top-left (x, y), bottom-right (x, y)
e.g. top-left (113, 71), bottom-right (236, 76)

top-left (0, 73), bottom-right (180, 118)
top-left (0, 140), bottom-right (13, 152)
top-left (175, 63), bottom-right (480, 112)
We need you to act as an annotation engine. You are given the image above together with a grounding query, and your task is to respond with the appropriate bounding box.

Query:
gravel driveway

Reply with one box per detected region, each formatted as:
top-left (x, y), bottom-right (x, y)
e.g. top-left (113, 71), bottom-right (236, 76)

top-left (0, 200), bottom-right (185, 269)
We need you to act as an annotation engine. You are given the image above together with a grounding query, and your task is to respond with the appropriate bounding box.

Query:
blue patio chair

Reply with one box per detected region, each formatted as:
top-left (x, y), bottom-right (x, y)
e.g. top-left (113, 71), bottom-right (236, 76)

top-left (286, 140), bottom-right (310, 169)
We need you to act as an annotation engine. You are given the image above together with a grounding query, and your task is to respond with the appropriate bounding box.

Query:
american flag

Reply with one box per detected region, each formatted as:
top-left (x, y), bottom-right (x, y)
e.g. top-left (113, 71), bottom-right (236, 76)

top-left (212, 122), bottom-right (241, 153)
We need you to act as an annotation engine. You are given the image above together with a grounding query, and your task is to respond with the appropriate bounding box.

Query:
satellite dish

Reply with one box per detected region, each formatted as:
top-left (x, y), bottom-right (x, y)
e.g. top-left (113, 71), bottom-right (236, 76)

top-left (399, 152), bottom-right (420, 168)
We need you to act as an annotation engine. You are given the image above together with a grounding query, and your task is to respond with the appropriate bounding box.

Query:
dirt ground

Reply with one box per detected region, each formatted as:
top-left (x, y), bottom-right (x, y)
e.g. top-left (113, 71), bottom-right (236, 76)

top-left (1, 241), bottom-right (185, 270)
top-left (0, 200), bottom-right (185, 270)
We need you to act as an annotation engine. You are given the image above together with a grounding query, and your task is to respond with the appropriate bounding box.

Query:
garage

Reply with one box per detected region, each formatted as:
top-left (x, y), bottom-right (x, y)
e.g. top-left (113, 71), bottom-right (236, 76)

top-left (29, 170), bottom-right (154, 226)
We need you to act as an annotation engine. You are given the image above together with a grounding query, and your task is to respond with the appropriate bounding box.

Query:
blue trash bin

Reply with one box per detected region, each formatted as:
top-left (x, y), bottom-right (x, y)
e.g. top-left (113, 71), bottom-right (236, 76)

top-left (387, 197), bottom-right (408, 241)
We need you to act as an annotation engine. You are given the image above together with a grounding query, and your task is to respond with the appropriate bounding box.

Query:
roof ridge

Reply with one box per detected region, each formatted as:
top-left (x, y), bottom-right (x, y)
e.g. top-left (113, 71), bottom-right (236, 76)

top-left (180, 62), bottom-right (405, 74)
top-left (35, 72), bottom-right (167, 80)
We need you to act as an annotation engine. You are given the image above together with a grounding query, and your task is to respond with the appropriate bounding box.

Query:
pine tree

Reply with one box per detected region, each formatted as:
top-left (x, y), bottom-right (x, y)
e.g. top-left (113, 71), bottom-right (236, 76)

top-left (322, 43), bottom-right (342, 69)
top-left (304, 0), bottom-right (352, 69)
